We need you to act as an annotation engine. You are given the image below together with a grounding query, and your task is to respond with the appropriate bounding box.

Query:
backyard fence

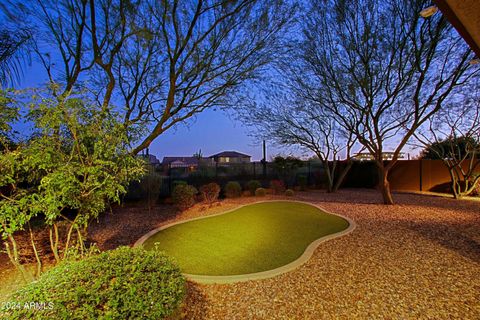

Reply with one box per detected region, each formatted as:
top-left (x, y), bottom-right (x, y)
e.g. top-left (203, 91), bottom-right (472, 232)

top-left (125, 159), bottom-right (477, 202)
top-left (125, 160), bottom-right (327, 200)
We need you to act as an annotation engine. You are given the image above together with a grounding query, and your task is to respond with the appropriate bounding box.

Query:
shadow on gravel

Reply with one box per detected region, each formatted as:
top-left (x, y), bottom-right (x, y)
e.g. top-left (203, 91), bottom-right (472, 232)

top-left (183, 281), bottom-right (209, 319)
top-left (405, 220), bottom-right (480, 264)
top-left (88, 203), bottom-right (180, 250)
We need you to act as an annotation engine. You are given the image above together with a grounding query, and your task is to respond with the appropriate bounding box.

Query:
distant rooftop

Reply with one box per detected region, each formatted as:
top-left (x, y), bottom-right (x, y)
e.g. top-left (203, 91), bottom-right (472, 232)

top-left (162, 156), bottom-right (210, 166)
top-left (210, 151), bottom-right (251, 158)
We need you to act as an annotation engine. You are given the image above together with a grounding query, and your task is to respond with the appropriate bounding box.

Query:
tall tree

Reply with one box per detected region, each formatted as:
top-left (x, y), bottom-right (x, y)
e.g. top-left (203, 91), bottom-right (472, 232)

top-left (4, 0), bottom-right (293, 152)
top-left (295, 0), bottom-right (478, 204)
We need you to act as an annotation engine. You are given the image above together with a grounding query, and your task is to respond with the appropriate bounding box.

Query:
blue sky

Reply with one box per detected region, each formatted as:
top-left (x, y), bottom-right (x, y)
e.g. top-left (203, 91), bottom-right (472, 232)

top-left (147, 109), bottom-right (286, 161)
top-left (19, 60), bottom-right (287, 161)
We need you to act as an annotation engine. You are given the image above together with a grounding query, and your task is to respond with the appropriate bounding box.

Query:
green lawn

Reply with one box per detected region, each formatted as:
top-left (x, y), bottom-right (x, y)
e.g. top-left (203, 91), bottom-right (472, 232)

top-left (142, 201), bottom-right (350, 276)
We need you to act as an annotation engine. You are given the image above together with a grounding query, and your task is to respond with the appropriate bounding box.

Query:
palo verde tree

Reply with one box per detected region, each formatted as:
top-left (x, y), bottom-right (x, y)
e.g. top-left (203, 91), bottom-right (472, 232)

top-left (4, 0), bottom-right (294, 153)
top-left (296, 0), bottom-right (478, 204)
top-left (414, 82), bottom-right (480, 199)
top-left (0, 89), bottom-right (145, 280)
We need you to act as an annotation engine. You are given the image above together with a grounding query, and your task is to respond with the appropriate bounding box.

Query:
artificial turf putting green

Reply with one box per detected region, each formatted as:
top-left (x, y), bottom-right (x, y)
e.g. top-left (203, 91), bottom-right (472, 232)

top-left (142, 201), bottom-right (349, 276)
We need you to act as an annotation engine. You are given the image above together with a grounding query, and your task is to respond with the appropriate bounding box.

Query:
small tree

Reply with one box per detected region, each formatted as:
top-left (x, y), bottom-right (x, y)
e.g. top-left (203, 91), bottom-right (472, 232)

top-left (240, 84), bottom-right (357, 192)
top-left (272, 156), bottom-right (303, 188)
top-left (0, 89), bottom-right (145, 280)
top-left (415, 85), bottom-right (480, 198)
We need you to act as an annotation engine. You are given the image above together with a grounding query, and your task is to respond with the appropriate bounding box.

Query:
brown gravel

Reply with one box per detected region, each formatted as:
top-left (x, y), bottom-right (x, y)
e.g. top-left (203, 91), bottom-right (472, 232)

top-left (2, 190), bottom-right (480, 319)
top-left (91, 190), bottom-right (480, 319)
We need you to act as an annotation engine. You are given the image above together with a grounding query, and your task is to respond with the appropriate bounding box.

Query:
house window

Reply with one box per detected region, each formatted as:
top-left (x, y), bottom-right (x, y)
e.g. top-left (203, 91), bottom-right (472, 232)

top-left (225, 157), bottom-right (230, 163)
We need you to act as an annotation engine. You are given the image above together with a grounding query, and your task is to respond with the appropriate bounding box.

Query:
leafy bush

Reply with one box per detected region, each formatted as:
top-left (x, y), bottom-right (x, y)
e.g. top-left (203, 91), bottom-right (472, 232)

top-left (270, 179), bottom-right (286, 194)
top-left (225, 181), bottom-right (242, 198)
top-left (297, 175), bottom-right (307, 191)
top-left (246, 180), bottom-right (262, 196)
top-left (139, 171), bottom-right (163, 207)
top-left (172, 184), bottom-right (197, 210)
top-left (2, 247), bottom-right (185, 320)
top-left (255, 187), bottom-right (267, 197)
top-left (285, 189), bottom-right (295, 197)
top-left (199, 183), bottom-right (221, 204)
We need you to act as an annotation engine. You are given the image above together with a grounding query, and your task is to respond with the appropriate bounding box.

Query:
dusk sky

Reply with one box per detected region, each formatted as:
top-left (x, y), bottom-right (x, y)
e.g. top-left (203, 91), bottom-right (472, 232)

top-left (147, 109), bottom-right (287, 161)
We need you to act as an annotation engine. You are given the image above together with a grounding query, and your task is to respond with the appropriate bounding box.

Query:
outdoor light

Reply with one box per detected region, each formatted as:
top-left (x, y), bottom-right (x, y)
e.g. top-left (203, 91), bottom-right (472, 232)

top-left (469, 58), bottom-right (480, 65)
top-left (419, 6), bottom-right (438, 18)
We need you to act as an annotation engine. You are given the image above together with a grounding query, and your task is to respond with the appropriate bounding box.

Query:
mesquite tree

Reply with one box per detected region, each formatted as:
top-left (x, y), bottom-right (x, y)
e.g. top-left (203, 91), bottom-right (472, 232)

top-left (296, 0), bottom-right (477, 204)
top-left (415, 83), bottom-right (480, 199)
top-left (4, 0), bottom-right (294, 153)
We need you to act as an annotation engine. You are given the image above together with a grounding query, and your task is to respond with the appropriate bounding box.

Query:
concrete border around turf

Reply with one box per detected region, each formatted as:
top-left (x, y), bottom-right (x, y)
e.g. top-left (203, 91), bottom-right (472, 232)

top-left (134, 200), bottom-right (356, 284)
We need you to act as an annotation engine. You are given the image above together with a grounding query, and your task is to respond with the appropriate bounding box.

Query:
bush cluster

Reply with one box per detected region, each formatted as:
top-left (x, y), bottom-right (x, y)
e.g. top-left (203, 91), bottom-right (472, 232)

top-left (269, 179), bottom-right (286, 195)
top-left (285, 189), bottom-right (295, 197)
top-left (246, 180), bottom-right (262, 196)
top-left (172, 184), bottom-right (197, 210)
top-left (199, 182), bottom-right (221, 204)
top-left (3, 247), bottom-right (185, 320)
top-left (255, 187), bottom-right (267, 197)
top-left (225, 181), bottom-right (242, 198)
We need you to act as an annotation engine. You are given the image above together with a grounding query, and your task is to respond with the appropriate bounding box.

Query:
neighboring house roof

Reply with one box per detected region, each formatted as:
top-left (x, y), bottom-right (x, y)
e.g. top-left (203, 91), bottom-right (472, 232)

top-left (210, 151), bottom-right (251, 158)
top-left (139, 154), bottom-right (160, 164)
top-left (162, 157), bottom-right (209, 166)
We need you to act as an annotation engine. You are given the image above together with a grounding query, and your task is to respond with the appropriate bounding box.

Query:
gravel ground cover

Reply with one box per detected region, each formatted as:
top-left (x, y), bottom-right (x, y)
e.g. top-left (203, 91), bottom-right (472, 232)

top-left (91, 190), bottom-right (480, 319)
top-left (1, 189), bottom-right (479, 319)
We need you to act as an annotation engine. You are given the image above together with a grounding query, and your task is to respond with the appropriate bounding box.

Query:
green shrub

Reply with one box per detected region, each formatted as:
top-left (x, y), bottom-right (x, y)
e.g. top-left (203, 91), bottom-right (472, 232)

top-left (172, 180), bottom-right (187, 189)
top-left (225, 181), bottom-right (242, 198)
top-left (139, 171), bottom-right (163, 207)
top-left (246, 180), bottom-right (262, 196)
top-left (2, 247), bottom-right (185, 320)
top-left (297, 175), bottom-right (307, 191)
top-left (285, 189), bottom-right (295, 197)
top-left (270, 179), bottom-right (286, 194)
top-left (172, 184), bottom-right (197, 210)
top-left (255, 187), bottom-right (267, 197)
top-left (199, 182), bottom-right (221, 204)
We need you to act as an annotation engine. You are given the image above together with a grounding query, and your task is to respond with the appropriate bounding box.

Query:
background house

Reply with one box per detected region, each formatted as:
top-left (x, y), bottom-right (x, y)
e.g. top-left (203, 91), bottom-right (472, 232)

top-left (162, 157), bottom-right (213, 171)
top-left (210, 151), bottom-right (251, 164)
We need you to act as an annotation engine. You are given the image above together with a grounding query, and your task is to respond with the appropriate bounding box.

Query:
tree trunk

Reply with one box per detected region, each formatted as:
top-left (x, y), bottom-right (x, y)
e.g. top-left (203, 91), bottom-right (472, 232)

top-left (378, 167), bottom-right (394, 205)
top-left (323, 160), bottom-right (334, 193)
top-left (332, 160), bottom-right (353, 192)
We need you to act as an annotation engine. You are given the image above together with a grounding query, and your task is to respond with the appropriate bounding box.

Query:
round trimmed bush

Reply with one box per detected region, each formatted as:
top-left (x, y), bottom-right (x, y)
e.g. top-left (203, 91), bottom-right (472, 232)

top-left (285, 189), bottom-right (295, 197)
top-left (225, 181), bottom-right (242, 198)
top-left (172, 184), bottom-right (197, 210)
top-left (255, 187), bottom-right (267, 197)
top-left (199, 182), bottom-right (221, 204)
top-left (246, 180), bottom-right (262, 196)
top-left (3, 247), bottom-right (185, 319)
top-left (270, 179), bottom-right (286, 194)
